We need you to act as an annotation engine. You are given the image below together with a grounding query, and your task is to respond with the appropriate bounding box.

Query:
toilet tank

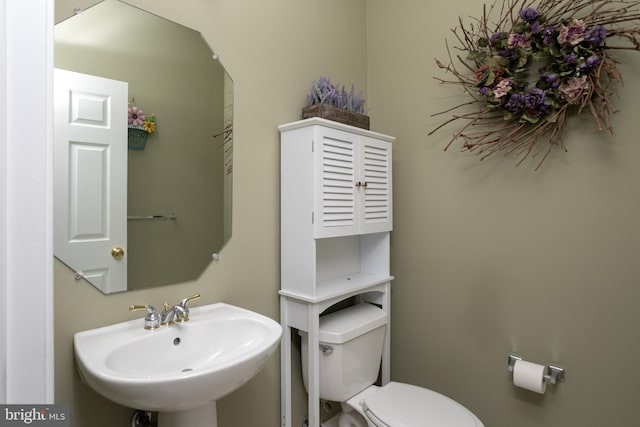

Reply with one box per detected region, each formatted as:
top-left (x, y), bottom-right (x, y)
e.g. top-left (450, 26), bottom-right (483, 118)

top-left (300, 303), bottom-right (387, 402)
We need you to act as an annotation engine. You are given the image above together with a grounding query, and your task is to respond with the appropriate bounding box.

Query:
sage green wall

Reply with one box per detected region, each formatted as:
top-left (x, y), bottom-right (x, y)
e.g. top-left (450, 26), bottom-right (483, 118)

top-left (54, 1), bottom-right (639, 426)
top-left (367, 1), bottom-right (640, 426)
top-left (53, 0), bottom-right (367, 426)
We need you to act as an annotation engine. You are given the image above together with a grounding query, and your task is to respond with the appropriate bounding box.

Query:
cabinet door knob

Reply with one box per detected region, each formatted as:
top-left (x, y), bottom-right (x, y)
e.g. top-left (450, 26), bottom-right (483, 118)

top-left (355, 181), bottom-right (368, 188)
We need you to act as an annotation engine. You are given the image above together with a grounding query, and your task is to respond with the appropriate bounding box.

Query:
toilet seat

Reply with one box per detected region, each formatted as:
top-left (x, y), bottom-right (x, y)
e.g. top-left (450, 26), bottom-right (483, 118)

top-left (354, 382), bottom-right (482, 427)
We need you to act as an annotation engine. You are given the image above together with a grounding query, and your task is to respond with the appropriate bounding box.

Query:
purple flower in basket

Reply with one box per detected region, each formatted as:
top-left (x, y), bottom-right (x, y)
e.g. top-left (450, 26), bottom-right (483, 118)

top-left (128, 105), bottom-right (146, 126)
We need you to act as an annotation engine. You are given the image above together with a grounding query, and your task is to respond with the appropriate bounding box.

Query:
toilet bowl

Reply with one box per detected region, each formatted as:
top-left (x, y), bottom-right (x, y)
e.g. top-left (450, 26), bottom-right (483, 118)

top-left (300, 303), bottom-right (484, 427)
top-left (341, 382), bottom-right (483, 427)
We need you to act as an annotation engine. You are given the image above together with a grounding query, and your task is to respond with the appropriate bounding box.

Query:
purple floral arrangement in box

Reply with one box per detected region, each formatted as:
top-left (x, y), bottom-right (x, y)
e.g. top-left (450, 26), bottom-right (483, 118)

top-left (305, 77), bottom-right (367, 114)
top-left (430, 0), bottom-right (640, 169)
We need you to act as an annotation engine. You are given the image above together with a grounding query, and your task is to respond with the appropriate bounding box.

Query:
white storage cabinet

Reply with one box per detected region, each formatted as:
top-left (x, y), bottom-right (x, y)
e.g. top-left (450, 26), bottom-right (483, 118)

top-left (279, 118), bottom-right (394, 427)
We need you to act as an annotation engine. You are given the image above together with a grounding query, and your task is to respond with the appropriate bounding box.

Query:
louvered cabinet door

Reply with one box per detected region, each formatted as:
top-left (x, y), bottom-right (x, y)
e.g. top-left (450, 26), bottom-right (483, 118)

top-left (313, 127), bottom-right (392, 238)
top-left (313, 127), bottom-right (358, 238)
top-left (358, 136), bottom-right (392, 234)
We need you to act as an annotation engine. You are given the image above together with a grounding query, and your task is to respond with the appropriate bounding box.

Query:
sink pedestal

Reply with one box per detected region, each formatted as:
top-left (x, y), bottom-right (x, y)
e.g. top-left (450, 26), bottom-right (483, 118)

top-left (158, 402), bottom-right (217, 427)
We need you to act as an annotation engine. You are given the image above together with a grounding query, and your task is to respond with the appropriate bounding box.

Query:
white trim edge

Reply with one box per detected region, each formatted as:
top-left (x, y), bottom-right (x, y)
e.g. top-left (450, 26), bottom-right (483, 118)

top-left (2, 0), bottom-right (55, 403)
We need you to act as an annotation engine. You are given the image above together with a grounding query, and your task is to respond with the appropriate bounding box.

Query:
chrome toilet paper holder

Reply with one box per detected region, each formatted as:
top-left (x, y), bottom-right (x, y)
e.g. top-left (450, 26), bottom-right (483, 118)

top-left (508, 354), bottom-right (566, 385)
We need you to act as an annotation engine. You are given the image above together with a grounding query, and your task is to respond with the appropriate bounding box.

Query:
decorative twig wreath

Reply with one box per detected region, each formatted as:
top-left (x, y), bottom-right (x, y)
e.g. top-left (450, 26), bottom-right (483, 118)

top-left (430, 0), bottom-right (640, 169)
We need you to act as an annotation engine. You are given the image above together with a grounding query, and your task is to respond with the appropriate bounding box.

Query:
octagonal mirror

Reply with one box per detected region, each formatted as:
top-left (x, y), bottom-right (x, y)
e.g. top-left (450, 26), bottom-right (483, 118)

top-left (54, 0), bottom-right (233, 294)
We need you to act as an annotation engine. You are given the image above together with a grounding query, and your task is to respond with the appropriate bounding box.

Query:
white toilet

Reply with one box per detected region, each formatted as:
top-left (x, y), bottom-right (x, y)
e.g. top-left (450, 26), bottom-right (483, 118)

top-left (300, 303), bottom-right (484, 427)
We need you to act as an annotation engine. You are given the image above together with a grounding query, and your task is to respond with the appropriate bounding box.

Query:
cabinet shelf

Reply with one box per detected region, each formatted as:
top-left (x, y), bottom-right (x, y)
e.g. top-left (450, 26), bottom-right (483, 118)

top-left (279, 272), bottom-right (394, 304)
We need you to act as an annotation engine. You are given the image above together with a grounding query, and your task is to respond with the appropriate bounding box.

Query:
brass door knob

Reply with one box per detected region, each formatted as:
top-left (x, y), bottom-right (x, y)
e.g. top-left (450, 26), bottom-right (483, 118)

top-left (111, 247), bottom-right (125, 260)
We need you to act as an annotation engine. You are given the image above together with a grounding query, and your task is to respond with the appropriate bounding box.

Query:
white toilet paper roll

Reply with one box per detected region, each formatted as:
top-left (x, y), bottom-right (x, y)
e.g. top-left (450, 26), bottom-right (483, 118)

top-left (513, 359), bottom-right (547, 394)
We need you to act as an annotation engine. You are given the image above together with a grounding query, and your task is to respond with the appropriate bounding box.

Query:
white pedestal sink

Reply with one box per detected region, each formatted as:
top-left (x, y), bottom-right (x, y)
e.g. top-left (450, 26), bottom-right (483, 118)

top-left (74, 302), bottom-right (282, 427)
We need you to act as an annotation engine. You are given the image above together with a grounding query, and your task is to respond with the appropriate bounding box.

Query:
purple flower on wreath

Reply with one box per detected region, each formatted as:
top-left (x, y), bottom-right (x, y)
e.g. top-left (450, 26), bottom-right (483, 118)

top-left (542, 26), bottom-right (556, 44)
top-left (490, 32), bottom-right (505, 46)
top-left (499, 49), bottom-right (518, 61)
top-left (526, 103), bottom-right (551, 118)
top-left (578, 63), bottom-right (589, 74)
top-left (493, 79), bottom-right (514, 98)
top-left (577, 56), bottom-right (600, 74)
top-left (558, 19), bottom-right (586, 45)
top-left (531, 22), bottom-right (542, 33)
top-left (505, 93), bottom-right (525, 112)
top-left (534, 102), bottom-right (551, 117)
top-left (524, 88), bottom-right (546, 110)
top-left (566, 53), bottom-right (578, 64)
top-left (519, 8), bottom-right (541, 22)
top-left (585, 25), bottom-right (606, 47)
top-left (541, 73), bottom-right (560, 89)
top-left (559, 75), bottom-right (589, 102)
top-left (508, 33), bottom-right (531, 50)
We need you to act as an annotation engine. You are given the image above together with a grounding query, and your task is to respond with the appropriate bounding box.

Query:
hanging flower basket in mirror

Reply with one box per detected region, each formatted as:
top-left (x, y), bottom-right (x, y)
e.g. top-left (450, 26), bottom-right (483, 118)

top-left (128, 125), bottom-right (149, 150)
top-left (127, 98), bottom-right (157, 151)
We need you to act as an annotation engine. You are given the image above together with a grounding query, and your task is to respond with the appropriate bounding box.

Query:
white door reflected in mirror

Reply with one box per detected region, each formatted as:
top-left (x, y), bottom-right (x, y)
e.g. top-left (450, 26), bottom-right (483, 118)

top-left (54, 68), bottom-right (128, 293)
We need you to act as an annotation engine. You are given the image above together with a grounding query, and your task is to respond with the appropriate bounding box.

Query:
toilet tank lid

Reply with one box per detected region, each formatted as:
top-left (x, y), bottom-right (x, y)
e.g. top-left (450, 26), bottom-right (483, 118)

top-left (316, 303), bottom-right (387, 344)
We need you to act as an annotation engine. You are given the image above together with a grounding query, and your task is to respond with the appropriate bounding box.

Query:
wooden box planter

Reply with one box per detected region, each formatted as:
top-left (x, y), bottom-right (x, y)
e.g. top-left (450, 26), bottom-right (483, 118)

top-left (302, 104), bottom-right (370, 130)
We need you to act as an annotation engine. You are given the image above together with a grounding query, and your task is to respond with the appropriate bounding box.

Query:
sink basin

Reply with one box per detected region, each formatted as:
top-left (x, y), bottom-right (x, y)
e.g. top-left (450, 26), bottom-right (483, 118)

top-left (74, 302), bottom-right (282, 414)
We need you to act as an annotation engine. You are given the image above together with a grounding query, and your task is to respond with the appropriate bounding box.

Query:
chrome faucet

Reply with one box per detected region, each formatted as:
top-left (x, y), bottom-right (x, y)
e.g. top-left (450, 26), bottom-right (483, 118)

top-left (130, 294), bottom-right (201, 329)
top-left (160, 303), bottom-right (187, 326)
top-left (160, 293), bottom-right (201, 325)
